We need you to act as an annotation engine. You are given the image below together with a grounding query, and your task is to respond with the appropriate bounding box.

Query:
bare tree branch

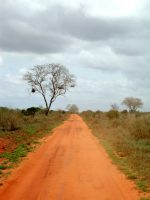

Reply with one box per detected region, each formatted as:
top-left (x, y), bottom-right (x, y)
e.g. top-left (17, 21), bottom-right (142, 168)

top-left (23, 64), bottom-right (75, 115)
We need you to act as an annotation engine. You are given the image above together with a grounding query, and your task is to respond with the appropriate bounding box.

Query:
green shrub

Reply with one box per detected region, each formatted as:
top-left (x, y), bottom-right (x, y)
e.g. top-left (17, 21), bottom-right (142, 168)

top-left (22, 107), bottom-right (41, 116)
top-left (0, 165), bottom-right (6, 170)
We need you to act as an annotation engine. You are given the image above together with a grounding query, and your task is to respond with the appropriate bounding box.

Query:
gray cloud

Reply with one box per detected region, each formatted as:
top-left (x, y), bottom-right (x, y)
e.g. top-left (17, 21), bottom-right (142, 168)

top-left (0, 2), bottom-right (150, 55)
top-left (0, 3), bottom-right (73, 53)
top-left (110, 38), bottom-right (150, 56)
top-left (60, 10), bottom-right (150, 41)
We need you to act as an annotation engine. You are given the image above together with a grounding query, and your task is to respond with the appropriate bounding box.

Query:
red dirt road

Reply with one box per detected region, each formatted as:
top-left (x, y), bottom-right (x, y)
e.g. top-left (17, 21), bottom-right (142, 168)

top-left (0, 115), bottom-right (140, 200)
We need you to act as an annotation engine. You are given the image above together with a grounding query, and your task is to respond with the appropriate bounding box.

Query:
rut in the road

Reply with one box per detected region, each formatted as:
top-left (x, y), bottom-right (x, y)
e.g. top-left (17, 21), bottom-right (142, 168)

top-left (0, 115), bottom-right (140, 200)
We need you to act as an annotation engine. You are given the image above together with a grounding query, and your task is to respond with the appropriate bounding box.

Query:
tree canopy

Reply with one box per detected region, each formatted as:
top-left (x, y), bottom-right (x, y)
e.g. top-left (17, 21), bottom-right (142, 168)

top-left (24, 64), bottom-right (75, 115)
top-left (66, 104), bottom-right (79, 113)
top-left (122, 97), bottom-right (143, 112)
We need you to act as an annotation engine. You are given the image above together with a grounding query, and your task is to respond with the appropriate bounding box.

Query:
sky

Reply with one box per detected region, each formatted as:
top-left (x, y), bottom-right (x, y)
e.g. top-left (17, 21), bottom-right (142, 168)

top-left (0, 0), bottom-right (150, 111)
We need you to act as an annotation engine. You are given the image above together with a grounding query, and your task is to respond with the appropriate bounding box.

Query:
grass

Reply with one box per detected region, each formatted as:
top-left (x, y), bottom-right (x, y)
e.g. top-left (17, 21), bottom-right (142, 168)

top-left (0, 143), bottom-right (31, 163)
top-left (0, 108), bottom-right (69, 176)
top-left (0, 165), bottom-right (6, 170)
top-left (81, 111), bottom-right (150, 193)
top-left (0, 108), bottom-right (21, 131)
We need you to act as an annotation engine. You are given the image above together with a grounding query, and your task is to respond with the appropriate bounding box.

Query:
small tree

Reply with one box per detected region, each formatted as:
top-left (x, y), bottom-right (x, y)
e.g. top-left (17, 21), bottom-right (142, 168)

top-left (66, 104), bottom-right (79, 113)
top-left (122, 97), bottom-right (143, 112)
top-left (111, 104), bottom-right (119, 111)
top-left (24, 64), bottom-right (75, 115)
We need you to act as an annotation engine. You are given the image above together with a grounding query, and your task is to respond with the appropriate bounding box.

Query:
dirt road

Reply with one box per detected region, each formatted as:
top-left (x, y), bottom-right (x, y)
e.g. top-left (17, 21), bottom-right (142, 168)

top-left (0, 114), bottom-right (140, 200)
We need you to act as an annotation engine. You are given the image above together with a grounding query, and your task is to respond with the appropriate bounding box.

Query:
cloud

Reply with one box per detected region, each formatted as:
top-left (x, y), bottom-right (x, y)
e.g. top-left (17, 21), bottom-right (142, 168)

top-left (60, 10), bottom-right (150, 41)
top-left (0, 2), bottom-right (150, 55)
top-left (110, 38), bottom-right (150, 56)
top-left (0, 0), bottom-right (150, 111)
top-left (0, 56), bottom-right (3, 66)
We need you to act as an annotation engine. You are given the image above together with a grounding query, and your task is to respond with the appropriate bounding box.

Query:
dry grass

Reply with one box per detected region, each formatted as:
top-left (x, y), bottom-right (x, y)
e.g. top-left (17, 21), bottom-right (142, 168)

top-left (0, 108), bottom-right (22, 131)
top-left (0, 108), bottom-right (69, 178)
top-left (81, 111), bottom-right (150, 193)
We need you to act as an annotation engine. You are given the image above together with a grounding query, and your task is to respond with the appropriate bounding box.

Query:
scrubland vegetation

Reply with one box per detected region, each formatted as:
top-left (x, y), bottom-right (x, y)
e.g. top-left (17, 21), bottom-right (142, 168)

top-left (81, 110), bottom-right (150, 192)
top-left (0, 107), bottom-right (68, 178)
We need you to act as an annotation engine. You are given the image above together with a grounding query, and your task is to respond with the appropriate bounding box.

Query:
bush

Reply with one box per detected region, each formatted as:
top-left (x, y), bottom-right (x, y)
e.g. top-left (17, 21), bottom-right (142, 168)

top-left (121, 109), bottom-right (128, 114)
top-left (0, 108), bottom-right (22, 131)
top-left (129, 117), bottom-right (150, 140)
top-left (106, 110), bottom-right (119, 120)
top-left (22, 107), bottom-right (41, 116)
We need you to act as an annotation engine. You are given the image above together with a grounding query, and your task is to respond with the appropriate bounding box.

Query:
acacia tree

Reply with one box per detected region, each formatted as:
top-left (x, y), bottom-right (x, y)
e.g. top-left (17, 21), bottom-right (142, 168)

top-left (66, 104), bottom-right (79, 113)
top-left (122, 97), bottom-right (143, 112)
top-left (24, 64), bottom-right (75, 115)
top-left (110, 103), bottom-right (119, 111)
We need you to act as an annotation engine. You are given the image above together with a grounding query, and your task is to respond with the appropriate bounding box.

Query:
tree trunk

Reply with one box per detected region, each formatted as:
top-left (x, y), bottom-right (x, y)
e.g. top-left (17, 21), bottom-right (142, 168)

top-left (45, 98), bottom-right (53, 116)
top-left (45, 108), bottom-right (49, 116)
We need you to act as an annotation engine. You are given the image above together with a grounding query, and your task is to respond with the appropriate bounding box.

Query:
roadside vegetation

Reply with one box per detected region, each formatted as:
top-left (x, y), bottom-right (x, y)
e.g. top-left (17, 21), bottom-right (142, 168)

top-left (0, 107), bottom-right (68, 180)
top-left (81, 110), bottom-right (150, 195)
